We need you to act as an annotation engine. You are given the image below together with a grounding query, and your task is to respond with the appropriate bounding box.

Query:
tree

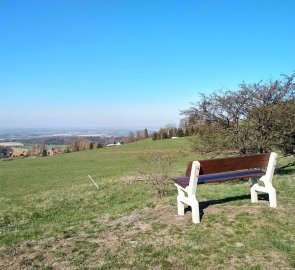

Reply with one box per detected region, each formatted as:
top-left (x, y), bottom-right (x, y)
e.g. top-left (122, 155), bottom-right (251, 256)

top-left (70, 140), bottom-right (92, 152)
top-left (164, 124), bottom-right (177, 138)
top-left (136, 130), bottom-right (142, 140)
top-left (144, 128), bottom-right (149, 138)
top-left (127, 132), bottom-right (135, 143)
top-left (96, 143), bottom-right (103, 149)
top-left (248, 99), bottom-right (295, 155)
top-left (151, 132), bottom-right (158, 141)
top-left (184, 128), bottom-right (190, 137)
top-left (31, 143), bottom-right (46, 156)
top-left (177, 128), bottom-right (184, 137)
top-left (42, 149), bottom-right (47, 156)
top-left (89, 142), bottom-right (94, 150)
top-left (167, 127), bottom-right (177, 138)
top-left (182, 72), bottom-right (295, 156)
top-left (72, 140), bottom-right (80, 152)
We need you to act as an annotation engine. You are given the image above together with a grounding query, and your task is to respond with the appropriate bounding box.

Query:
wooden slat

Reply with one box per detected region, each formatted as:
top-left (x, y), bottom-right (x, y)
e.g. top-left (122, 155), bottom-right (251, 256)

top-left (174, 169), bottom-right (266, 188)
top-left (185, 153), bottom-right (270, 176)
top-left (198, 169), bottom-right (265, 184)
top-left (185, 161), bottom-right (194, 177)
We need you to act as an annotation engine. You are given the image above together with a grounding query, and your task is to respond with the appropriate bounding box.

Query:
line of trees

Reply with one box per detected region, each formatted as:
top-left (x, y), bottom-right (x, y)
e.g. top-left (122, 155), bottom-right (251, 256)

top-left (123, 128), bottom-right (149, 143)
top-left (151, 125), bottom-right (194, 141)
top-left (181, 72), bottom-right (295, 157)
top-left (64, 140), bottom-right (103, 153)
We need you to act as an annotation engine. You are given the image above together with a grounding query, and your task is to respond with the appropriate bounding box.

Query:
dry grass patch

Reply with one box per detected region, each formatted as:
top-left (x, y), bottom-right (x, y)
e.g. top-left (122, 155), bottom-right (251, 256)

top-left (1, 202), bottom-right (294, 270)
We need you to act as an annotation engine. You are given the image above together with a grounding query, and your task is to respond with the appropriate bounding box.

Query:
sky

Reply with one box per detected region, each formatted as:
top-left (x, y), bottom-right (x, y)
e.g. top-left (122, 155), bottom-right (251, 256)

top-left (1, 0), bottom-right (295, 128)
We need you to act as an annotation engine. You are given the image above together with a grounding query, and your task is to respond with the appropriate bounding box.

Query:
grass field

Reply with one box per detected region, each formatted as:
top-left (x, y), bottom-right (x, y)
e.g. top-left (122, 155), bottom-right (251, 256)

top-left (0, 138), bottom-right (295, 269)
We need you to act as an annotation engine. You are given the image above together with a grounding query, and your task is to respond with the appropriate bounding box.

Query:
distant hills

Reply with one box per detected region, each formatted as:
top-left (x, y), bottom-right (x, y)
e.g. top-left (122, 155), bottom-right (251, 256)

top-left (0, 127), bottom-right (158, 141)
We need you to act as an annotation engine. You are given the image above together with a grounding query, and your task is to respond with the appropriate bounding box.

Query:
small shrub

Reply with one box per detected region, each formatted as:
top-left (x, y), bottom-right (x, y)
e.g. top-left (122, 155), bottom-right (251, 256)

top-left (138, 151), bottom-right (176, 198)
top-left (96, 143), bottom-right (103, 149)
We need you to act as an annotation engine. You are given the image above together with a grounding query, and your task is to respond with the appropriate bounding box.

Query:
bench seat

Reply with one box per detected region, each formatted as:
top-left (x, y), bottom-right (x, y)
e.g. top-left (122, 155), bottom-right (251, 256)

top-left (174, 169), bottom-right (265, 188)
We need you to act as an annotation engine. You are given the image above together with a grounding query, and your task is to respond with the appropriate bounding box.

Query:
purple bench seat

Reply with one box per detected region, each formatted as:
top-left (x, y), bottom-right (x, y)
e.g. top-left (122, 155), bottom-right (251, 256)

top-left (174, 169), bottom-right (265, 188)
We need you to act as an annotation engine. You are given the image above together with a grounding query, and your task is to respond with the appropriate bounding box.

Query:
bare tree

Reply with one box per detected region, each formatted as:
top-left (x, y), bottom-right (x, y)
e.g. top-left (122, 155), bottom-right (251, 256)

top-left (182, 72), bottom-right (295, 156)
top-left (143, 128), bottom-right (149, 138)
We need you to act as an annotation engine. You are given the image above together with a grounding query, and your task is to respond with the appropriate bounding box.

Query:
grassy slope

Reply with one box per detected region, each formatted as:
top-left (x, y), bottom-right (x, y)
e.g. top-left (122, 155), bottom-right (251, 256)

top-left (0, 138), bottom-right (191, 245)
top-left (0, 138), bottom-right (295, 270)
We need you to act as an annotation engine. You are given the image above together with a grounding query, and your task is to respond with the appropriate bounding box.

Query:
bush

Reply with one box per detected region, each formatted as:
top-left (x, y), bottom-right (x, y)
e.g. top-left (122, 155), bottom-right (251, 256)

top-left (42, 149), bottom-right (47, 156)
top-left (189, 125), bottom-right (234, 158)
top-left (182, 72), bottom-right (295, 156)
top-left (138, 152), bottom-right (176, 198)
top-left (96, 143), bottom-right (103, 149)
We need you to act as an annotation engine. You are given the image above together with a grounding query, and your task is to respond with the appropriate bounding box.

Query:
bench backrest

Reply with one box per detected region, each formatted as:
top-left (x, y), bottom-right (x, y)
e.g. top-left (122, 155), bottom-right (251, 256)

top-left (186, 153), bottom-right (271, 176)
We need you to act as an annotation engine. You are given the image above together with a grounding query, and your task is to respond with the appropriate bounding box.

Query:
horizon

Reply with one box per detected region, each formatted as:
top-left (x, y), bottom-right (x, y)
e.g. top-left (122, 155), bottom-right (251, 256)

top-left (1, 1), bottom-right (295, 128)
top-left (0, 126), bottom-right (162, 140)
top-left (0, 126), bottom-right (164, 133)
top-left (0, 126), bottom-right (163, 130)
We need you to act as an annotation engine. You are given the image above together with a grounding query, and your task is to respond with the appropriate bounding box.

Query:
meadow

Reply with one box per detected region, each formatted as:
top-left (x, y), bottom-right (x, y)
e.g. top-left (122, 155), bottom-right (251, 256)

top-left (0, 138), bottom-right (294, 269)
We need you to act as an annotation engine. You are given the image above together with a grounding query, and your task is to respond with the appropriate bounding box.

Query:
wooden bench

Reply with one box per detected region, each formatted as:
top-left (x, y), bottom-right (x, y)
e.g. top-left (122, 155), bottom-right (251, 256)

top-left (173, 152), bottom-right (278, 223)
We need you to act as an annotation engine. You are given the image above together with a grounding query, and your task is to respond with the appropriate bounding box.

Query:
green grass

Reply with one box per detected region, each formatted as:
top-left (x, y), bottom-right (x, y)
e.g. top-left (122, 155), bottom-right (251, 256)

top-left (0, 137), bottom-right (295, 269)
top-left (0, 138), bottom-right (191, 245)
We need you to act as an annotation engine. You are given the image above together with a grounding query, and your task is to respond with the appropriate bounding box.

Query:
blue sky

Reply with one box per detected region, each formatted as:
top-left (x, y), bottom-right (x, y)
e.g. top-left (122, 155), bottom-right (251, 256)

top-left (1, 0), bottom-right (295, 128)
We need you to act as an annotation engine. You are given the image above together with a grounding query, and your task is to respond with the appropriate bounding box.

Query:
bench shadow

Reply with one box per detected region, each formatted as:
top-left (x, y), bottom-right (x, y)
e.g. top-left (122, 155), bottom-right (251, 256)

top-left (275, 162), bottom-right (295, 175)
top-left (275, 168), bottom-right (295, 175)
top-left (184, 193), bottom-right (269, 221)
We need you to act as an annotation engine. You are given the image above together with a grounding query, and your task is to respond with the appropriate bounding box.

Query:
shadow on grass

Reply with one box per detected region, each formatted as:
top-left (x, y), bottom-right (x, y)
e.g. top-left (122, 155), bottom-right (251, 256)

top-left (276, 161), bottom-right (295, 175)
top-left (184, 193), bottom-right (269, 221)
top-left (276, 168), bottom-right (295, 175)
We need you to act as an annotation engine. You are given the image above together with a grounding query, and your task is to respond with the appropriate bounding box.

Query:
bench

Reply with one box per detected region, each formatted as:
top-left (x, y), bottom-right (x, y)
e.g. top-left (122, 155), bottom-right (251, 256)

top-left (173, 152), bottom-right (278, 223)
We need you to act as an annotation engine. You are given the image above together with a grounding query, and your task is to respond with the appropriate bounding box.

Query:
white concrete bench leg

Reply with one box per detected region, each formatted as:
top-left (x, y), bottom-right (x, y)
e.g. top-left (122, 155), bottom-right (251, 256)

top-left (250, 183), bottom-right (277, 208)
top-left (250, 184), bottom-right (259, 204)
top-left (177, 189), bottom-right (185, 216)
top-left (189, 195), bottom-right (200, 224)
top-left (250, 152), bottom-right (278, 208)
top-left (175, 186), bottom-right (200, 223)
top-left (175, 161), bottom-right (201, 223)
top-left (269, 187), bottom-right (277, 208)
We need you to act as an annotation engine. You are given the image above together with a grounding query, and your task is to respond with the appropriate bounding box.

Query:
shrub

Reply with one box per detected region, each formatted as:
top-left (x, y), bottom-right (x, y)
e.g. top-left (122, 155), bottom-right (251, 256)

top-left (138, 152), bottom-right (176, 198)
top-left (89, 142), bottom-right (94, 150)
top-left (182, 72), bottom-right (295, 156)
top-left (96, 143), bottom-right (103, 149)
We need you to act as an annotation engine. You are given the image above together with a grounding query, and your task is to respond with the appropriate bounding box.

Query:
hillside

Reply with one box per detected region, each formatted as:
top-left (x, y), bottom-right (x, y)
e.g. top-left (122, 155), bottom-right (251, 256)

top-left (0, 138), bottom-right (295, 269)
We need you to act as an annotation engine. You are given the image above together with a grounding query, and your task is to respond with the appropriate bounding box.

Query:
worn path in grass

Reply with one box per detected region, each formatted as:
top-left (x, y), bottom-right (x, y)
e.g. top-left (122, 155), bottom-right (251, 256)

top-left (1, 138), bottom-right (295, 269)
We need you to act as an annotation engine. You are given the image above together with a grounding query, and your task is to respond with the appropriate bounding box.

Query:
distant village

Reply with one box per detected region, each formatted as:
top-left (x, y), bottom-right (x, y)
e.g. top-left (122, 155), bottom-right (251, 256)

top-left (0, 141), bottom-right (65, 158)
top-left (0, 140), bottom-right (123, 159)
